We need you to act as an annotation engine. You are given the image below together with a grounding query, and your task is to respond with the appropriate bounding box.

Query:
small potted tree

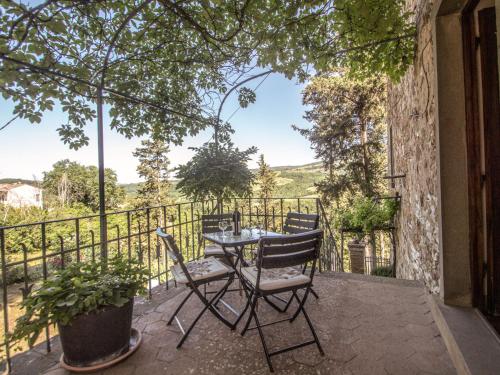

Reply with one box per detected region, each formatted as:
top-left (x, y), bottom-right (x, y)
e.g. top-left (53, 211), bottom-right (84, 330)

top-left (11, 256), bottom-right (149, 369)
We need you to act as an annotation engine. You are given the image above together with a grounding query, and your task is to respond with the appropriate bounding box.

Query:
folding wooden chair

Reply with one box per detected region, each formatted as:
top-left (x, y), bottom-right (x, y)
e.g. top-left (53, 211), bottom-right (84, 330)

top-left (240, 229), bottom-right (325, 372)
top-left (282, 212), bottom-right (320, 235)
top-left (156, 228), bottom-right (236, 348)
top-left (264, 212), bottom-right (321, 313)
top-left (200, 213), bottom-right (243, 315)
top-left (201, 213), bottom-right (238, 259)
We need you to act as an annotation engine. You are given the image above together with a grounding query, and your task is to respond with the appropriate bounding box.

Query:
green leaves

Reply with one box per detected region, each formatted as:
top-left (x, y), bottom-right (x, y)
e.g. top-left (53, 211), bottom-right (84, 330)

top-left (0, 0), bottom-right (414, 149)
top-left (256, 154), bottom-right (277, 199)
top-left (41, 159), bottom-right (125, 210)
top-left (295, 73), bottom-right (387, 204)
top-left (56, 293), bottom-right (78, 307)
top-left (176, 141), bottom-right (256, 201)
top-left (237, 87), bottom-right (256, 108)
top-left (10, 257), bottom-right (149, 347)
top-left (339, 197), bottom-right (399, 233)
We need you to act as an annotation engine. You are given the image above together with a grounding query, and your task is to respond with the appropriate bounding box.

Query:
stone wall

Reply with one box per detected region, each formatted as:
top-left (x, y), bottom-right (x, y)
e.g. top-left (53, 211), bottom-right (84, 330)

top-left (388, 0), bottom-right (440, 293)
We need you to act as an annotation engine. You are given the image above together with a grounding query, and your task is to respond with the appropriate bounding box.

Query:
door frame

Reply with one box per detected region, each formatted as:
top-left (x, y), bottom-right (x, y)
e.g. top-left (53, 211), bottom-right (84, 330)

top-left (462, 0), bottom-right (484, 310)
top-left (461, 0), bottom-right (500, 312)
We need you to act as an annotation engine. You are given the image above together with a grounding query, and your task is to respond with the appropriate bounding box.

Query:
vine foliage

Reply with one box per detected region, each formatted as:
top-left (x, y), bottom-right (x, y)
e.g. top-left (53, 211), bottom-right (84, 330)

top-left (1, 0), bottom-right (415, 147)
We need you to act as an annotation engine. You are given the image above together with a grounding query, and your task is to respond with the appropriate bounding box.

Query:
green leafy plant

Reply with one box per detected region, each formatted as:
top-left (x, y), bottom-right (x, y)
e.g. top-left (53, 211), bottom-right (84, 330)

top-left (10, 257), bottom-right (149, 347)
top-left (0, 1), bottom-right (414, 149)
top-left (294, 73), bottom-right (387, 205)
top-left (176, 141), bottom-right (256, 201)
top-left (340, 197), bottom-right (399, 233)
top-left (371, 265), bottom-right (394, 277)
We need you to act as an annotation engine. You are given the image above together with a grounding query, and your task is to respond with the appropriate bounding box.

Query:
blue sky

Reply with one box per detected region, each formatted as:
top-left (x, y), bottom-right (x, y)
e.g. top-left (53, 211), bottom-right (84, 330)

top-left (0, 73), bottom-right (315, 183)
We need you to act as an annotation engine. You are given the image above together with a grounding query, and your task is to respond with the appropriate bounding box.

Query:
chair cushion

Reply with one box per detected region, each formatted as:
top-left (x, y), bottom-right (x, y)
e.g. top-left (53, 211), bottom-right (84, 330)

top-left (241, 266), bottom-right (310, 291)
top-left (171, 257), bottom-right (232, 284)
top-left (204, 244), bottom-right (237, 257)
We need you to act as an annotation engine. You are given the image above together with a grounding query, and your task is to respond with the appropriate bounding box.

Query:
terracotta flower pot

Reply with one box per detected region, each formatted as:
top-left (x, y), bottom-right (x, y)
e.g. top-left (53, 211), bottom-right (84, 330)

top-left (58, 298), bottom-right (134, 367)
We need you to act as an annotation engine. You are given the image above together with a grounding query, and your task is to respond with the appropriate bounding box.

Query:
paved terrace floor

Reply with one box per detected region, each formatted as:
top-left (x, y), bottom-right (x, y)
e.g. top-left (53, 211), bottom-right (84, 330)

top-left (14, 273), bottom-right (455, 375)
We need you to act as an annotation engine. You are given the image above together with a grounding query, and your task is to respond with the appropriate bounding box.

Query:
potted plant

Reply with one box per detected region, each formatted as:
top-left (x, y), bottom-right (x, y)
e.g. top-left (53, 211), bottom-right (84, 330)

top-left (340, 197), bottom-right (399, 274)
top-left (11, 256), bottom-right (149, 368)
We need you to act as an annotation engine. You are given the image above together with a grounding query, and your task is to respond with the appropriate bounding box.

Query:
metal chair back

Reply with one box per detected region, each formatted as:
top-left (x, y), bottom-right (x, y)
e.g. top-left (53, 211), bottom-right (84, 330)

top-left (283, 212), bottom-right (319, 234)
top-left (201, 213), bottom-right (233, 234)
top-left (157, 227), bottom-right (201, 287)
top-left (156, 228), bottom-right (183, 262)
top-left (256, 229), bottom-right (323, 271)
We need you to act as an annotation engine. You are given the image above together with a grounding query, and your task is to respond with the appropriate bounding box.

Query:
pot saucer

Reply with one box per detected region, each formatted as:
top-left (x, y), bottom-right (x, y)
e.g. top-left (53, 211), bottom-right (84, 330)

top-left (59, 328), bottom-right (142, 373)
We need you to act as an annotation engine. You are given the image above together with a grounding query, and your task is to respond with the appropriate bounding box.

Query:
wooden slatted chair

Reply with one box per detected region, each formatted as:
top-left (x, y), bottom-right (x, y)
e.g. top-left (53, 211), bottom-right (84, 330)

top-left (239, 230), bottom-right (325, 372)
top-left (201, 213), bottom-right (238, 258)
top-left (156, 228), bottom-right (236, 348)
top-left (283, 212), bottom-right (320, 234)
top-left (262, 212), bottom-right (321, 313)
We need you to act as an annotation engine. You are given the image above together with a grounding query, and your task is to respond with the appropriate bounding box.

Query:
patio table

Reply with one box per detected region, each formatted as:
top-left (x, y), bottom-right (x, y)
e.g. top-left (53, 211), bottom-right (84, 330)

top-left (203, 228), bottom-right (283, 316)
top-left (203, 228), bottom-right (282, 267)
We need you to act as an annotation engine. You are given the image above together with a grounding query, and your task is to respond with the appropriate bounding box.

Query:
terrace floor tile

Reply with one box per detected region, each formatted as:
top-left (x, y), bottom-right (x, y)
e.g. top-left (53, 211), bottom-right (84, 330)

top-left (10, 273), bottom-right (455, 375)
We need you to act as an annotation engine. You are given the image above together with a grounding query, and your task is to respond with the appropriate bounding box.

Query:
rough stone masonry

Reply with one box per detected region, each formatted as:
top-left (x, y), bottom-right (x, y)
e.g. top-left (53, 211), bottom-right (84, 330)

top-left (387, 0), bottom-right (441, 293)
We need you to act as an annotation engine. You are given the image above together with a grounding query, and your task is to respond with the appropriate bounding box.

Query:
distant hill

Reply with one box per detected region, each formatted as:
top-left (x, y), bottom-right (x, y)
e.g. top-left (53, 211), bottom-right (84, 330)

top-left (2, 162), bottom-right (324, 200)
top-left (268, 161), bottom-right (323, 172)
top-left (121, 161), bottom-right (324, 199)
top-left (268, 162), bottom-right (323, 198)
top-left (121, 181), bottom-right (181, 199)
top-left (0, 178), bottom-right (39, 186)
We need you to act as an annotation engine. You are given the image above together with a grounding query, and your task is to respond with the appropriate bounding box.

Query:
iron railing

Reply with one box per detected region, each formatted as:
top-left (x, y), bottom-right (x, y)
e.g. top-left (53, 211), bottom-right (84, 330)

top-left (364, 256), bottom-right (392, 275)
top-left (0, 197), bottom-right (340, 372)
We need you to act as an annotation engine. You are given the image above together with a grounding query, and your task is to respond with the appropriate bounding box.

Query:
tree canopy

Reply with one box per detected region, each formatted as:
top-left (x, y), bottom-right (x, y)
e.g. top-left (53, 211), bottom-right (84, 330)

top-left (256, 154), bottom-right (277, 199)
top-left (133, 138), bottom-right (171, 208)
top-left (176, 141), bottom-right (256, 201)
top-left (294, 73), bottom-right (387, 204)
top-left (42, 160), bottom-right (125, 210)
top-left (1, 0), bottom-right (415, 148)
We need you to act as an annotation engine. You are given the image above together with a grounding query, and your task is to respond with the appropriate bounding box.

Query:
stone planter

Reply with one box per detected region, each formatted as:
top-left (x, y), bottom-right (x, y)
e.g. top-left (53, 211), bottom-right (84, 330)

top-left (348, 240), bottom-right (365, 274)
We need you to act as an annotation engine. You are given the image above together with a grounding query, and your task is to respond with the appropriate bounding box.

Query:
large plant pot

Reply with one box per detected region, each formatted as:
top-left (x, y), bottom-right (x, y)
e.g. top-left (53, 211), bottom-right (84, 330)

top-left (58, 298), bottom-right (134, 367)
top-left (348, 240), bottom-right (365, 274)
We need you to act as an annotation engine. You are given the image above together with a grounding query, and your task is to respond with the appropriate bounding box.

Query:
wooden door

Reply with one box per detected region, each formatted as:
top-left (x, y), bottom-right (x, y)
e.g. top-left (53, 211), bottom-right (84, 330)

top-left (478, 7), bottom-right (500, 315)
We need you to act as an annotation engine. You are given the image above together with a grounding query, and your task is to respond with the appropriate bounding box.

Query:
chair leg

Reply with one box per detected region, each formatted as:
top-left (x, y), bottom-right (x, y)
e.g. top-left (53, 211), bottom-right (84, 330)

top-left (301, 303), bottom-right (324, 355)
top-left (263, 295), bottom-right (288, 313)
top-left (243, 295), bottom-right (274, 372)
top-left (267, 285), bottom-right (318, 314)
top-left (291, 291), bottom-right (324, 355)
top-left (177, 278), bottom-right (233, 348)
top-left (301, 264), bottom-right (319, 300)
top-left (233, 289), bottom-right (254, 329)
top-left (254, 306), bottom-right (274, 372)
top-left (241, 294), bottom-right (258, 336)
top-left (310, 287), bottom-right (319, 299)
top-left (290, 289), bottom-right (310, 322)
top-left (167, 290), bottom-right (194, 326)
top-left (206, 277), bottom-right (237, 330)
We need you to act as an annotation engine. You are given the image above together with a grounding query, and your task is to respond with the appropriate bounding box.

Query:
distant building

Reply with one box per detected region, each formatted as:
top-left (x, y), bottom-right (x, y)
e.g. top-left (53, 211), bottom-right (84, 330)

top-left (0, 183), bottom-right (43, 208)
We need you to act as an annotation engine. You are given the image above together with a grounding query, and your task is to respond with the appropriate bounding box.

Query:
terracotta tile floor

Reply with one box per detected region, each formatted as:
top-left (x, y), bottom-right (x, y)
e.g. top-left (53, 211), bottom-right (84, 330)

top-left (13, 273), bottom-right (456, 375)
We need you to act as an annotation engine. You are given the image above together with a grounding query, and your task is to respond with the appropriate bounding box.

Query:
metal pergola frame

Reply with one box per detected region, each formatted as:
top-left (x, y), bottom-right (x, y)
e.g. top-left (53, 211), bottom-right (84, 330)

top-left (0, 1), bottom-right (415, 262)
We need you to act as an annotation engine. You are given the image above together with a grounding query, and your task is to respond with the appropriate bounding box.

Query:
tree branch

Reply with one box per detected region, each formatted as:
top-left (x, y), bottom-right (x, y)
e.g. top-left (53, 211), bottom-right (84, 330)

top-left (0, 114), bottom-right (20, 132)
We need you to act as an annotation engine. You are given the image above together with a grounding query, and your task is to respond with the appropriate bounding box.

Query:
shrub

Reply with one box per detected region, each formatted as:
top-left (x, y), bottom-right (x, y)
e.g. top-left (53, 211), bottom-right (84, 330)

top-left (371, 265), bottom-right (394, 277)
top-left (339, 197), bottom-right (399, 233)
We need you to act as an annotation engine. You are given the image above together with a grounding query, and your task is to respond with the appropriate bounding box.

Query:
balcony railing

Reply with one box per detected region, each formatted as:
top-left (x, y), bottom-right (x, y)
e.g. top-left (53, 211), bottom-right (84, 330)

top-left (0, 197), bottom-right (340, 372)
